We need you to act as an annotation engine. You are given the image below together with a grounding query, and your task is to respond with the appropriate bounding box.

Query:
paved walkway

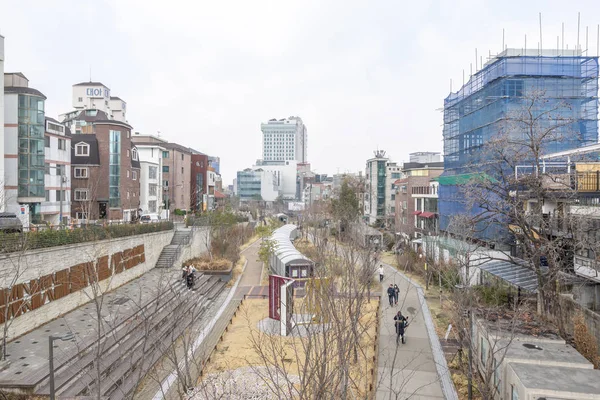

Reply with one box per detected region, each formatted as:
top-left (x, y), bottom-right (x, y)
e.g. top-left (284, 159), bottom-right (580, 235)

top-left (235, 239), bottom-right (263, 299)
top-left (376, 263), bottom-right (446, 400)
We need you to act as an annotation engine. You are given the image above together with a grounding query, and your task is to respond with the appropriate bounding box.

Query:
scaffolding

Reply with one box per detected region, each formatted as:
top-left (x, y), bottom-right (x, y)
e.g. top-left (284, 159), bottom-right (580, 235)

top-left (440, 49), bottom-right (600, 237)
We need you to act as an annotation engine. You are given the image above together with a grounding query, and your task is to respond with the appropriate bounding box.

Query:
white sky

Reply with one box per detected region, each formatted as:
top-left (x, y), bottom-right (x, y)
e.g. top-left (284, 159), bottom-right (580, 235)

top-left (1, 0), bottom-right (600, 183)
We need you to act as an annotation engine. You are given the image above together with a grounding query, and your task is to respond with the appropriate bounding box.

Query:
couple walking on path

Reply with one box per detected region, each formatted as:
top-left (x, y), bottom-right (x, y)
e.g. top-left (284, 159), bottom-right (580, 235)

top-left (386, 283), bottom-right (400, 307)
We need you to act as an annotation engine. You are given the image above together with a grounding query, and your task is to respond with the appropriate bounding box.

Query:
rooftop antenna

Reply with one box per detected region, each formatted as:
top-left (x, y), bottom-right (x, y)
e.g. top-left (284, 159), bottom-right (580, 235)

top-left (525, 34), bottom-right (527, 55)
top-left (475, 48), bottom-right (478, 71)
top-left (577, 12), bottom-right (581, 52)
top-left (562, 22), bottom-right (565, 55)
top-left (586, 26), bottom-right (589, 54)
top-left (539, 12), bottom-right (543, 54)
top-left (462, 69), bottom-right (465, 87)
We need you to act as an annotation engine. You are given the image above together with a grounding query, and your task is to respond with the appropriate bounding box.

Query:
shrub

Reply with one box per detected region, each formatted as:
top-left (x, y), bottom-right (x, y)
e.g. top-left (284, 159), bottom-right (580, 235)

top-left (0, 222), bottom-right (174, 254)
top-left (187, 257), bottom-right (232, 271)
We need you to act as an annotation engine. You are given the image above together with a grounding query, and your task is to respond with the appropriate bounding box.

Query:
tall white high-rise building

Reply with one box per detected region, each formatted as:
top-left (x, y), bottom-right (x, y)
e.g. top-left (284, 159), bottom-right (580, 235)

top-left (0, 35), bottom-right (5, 212)
top-left (261, 116), bottom-right (307, 163)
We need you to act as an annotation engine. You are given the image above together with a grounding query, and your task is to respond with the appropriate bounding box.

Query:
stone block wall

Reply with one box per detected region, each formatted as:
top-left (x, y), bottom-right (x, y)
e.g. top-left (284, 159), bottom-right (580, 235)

top-left (0, 230), bottom-right (173, 339)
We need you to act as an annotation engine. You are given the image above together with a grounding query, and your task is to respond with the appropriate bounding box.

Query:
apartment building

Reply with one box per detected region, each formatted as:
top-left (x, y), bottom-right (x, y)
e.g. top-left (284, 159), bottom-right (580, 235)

top-left (42, 117), bottom-right (71, 225)
top-left (131, 134), bottom-right (192, 212)
top-left (395, 156), bottom-right (443, 244)
top-left (67, 110), bottom-right (140, 221)
top-left (60, 81), bottom-right (127, 123)
top-left (3, 72), bottom-right (47, 226)
top-left (364, 150), bottom-right (402, 226)
top-left (136, 142), bottom-right (164, 216)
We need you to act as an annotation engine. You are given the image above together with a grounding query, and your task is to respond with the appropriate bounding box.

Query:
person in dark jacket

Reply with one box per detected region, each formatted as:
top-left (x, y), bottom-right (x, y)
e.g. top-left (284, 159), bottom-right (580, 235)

top-left (393, 284), bottom-right (400, 305)
top-left (186, 268), bottom-right (195, 289)
top-left (394, 311), bottom-right (408, 344)
top-left (387, 284), bottom-right (395, 306)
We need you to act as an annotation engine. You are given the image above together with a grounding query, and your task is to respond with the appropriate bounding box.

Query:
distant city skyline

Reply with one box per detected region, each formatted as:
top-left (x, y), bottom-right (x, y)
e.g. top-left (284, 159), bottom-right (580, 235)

top-left (1, 2), bottom-right (599, 183)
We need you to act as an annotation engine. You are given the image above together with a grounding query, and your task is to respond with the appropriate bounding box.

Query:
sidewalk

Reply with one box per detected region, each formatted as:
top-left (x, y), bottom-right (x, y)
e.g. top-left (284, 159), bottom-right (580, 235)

top-left (376, 263), bottom-right (448, 400)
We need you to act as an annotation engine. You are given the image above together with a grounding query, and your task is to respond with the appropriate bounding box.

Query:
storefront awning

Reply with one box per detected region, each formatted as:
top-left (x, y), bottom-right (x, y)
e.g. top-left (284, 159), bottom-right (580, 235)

top-left (420, 212), bottom-right (436, 218)
top-left (479, 260), bottom-right (541, 293)
top-left (412, 210), bottom-right (422, 215)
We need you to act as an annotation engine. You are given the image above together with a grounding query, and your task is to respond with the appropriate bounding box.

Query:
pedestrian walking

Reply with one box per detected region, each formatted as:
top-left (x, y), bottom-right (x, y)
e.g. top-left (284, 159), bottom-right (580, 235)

top-left (186, 268), bottom-right (195, 289)
top-left (182, 265), bottom-right (189, 281)
top-left (394, 311), bottom-right (408, 344)
top-left (387, 284), bottom-right (395, 307)
top-left (379, 265), bottom-right (384, 282)
top-left (394, 284), bottom-right (400, 305)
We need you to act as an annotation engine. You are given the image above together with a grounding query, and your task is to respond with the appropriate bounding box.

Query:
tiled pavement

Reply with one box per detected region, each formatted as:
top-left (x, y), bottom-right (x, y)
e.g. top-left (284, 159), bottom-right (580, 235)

top-left (376, 264), bottom-right (446, 400)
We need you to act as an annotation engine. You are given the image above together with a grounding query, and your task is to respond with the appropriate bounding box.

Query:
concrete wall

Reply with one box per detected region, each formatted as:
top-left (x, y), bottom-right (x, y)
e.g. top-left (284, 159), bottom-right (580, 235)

top-left (551, 293), bottom-right (600, 353)
top-left (0, 230), bottom-right (173, 339)
top-left (178, 227), bottom-right (210, 265)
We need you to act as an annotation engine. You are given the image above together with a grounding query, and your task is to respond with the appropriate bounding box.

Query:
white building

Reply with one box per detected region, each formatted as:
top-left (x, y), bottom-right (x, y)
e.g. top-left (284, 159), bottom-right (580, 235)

top-left (42, 118), bottom-right (71, 225)
top-left (60, 81), bottom-right (127, 125)
top-left (0, 36), bottom-right (4, 211)
top-left (253, 160), bottom-right (297, 200)
top-left (236, 168), bottom-right (279, 202)
top-left (364, 150), bottom-right (402, 225)
top-left (136, 143), bottom-right (164, 216)
top-left (409, 152), bottom-right (441, 163)
top-left (261, 116), bottom-right (307, 163)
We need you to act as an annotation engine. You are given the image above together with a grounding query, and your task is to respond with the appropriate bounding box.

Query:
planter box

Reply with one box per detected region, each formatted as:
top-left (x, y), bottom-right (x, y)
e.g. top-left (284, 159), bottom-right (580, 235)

top-left (198, 266), bottom-right (233, 282)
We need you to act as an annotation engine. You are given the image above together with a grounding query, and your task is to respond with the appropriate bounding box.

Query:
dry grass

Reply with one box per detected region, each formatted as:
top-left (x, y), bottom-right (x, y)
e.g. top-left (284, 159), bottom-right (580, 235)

top-left (227, 255), bottom-right (247, 288)
top-left (188, 256), bottom-right (232, 271)
top-left (200, 298), bottom-right (378, 398)
top-left (240, 234), bottom-right (259, 251)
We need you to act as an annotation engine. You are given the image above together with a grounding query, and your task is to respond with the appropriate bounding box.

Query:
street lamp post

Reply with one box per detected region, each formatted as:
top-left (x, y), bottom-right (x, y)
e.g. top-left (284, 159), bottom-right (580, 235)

top-left (49, 332), bottom-right (74, 400)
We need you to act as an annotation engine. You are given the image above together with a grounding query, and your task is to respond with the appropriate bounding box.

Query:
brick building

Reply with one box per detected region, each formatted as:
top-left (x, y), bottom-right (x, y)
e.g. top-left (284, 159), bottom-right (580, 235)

top-left (68, 110), bottom-right (140, 221)
top-left (394, 160), bottom-right (443, 245)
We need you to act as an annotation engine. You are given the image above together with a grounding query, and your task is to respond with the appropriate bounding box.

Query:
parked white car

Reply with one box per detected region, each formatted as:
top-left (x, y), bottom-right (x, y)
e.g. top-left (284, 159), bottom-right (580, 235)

top-left (140, 213), bottom-right (160, 223)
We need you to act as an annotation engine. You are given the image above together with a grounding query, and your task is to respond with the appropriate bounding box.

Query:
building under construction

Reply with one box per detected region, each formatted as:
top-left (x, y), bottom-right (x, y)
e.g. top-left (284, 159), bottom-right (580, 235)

top-left (439, 48), bottom-right (599, 240)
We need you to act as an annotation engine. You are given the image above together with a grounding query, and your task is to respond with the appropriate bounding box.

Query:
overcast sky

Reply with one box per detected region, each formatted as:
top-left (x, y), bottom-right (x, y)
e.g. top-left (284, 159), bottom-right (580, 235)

top-left (1, 0), bottom-right (599, 183)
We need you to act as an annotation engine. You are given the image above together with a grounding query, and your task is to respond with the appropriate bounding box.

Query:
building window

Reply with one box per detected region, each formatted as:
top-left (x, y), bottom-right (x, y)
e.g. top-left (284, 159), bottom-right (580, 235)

top-left (45, 190), bottom-right (50, 201)
top-left (74, 167), bottom-right (88, 178)
top-left (127, 170), bottom-right (130, 178)
top-left (74, 189), bottom-right (89, 201)
top-left (56, 164), bottom-right (65, 176)
top-left (127, 149), bottom-right (130, 158)
top-left (109, 130), bottom-right (121, 207)
top-left (58, 138), bottom-right (66, 150)
top-left (75, 212), bottom-right (87, 219)
top-left (181, 167), bottom-right (184, 174)
top-left (163, 166), bottom-right (169, 173)
top-left (44, 136), bottom-right (50, 148)
top-left (132, 148), bottom-right (138, 161)
top-left (75, 143), bottom-right (89, 156)
top-left (148, 200), bottom-right (157, 213)
top-left (45, 163), bottom-right (50, 175)
top-left (78, 97), bottom-right (83, 102)
top-left (57, 190), bottom-right (66, 201)
top-left (149, 184), bottom-right (158, 196)
top-left (181, 153), bottom-right (184, 161)
top-left (132, 171), bottom-right (137, 180)
top-left (149, 166), bottom-right (158, 180)
top-left (511, 385), bottom-right (519, 400)
top-left (162, 151), bottom-right (169, 158)
top-left (163, 180), bottom-right (169, 188)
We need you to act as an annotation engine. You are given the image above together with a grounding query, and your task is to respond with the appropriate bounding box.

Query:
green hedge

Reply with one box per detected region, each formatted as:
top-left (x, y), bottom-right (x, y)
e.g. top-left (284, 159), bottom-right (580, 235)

top-left (0, 221), bottom-right (174, 254)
